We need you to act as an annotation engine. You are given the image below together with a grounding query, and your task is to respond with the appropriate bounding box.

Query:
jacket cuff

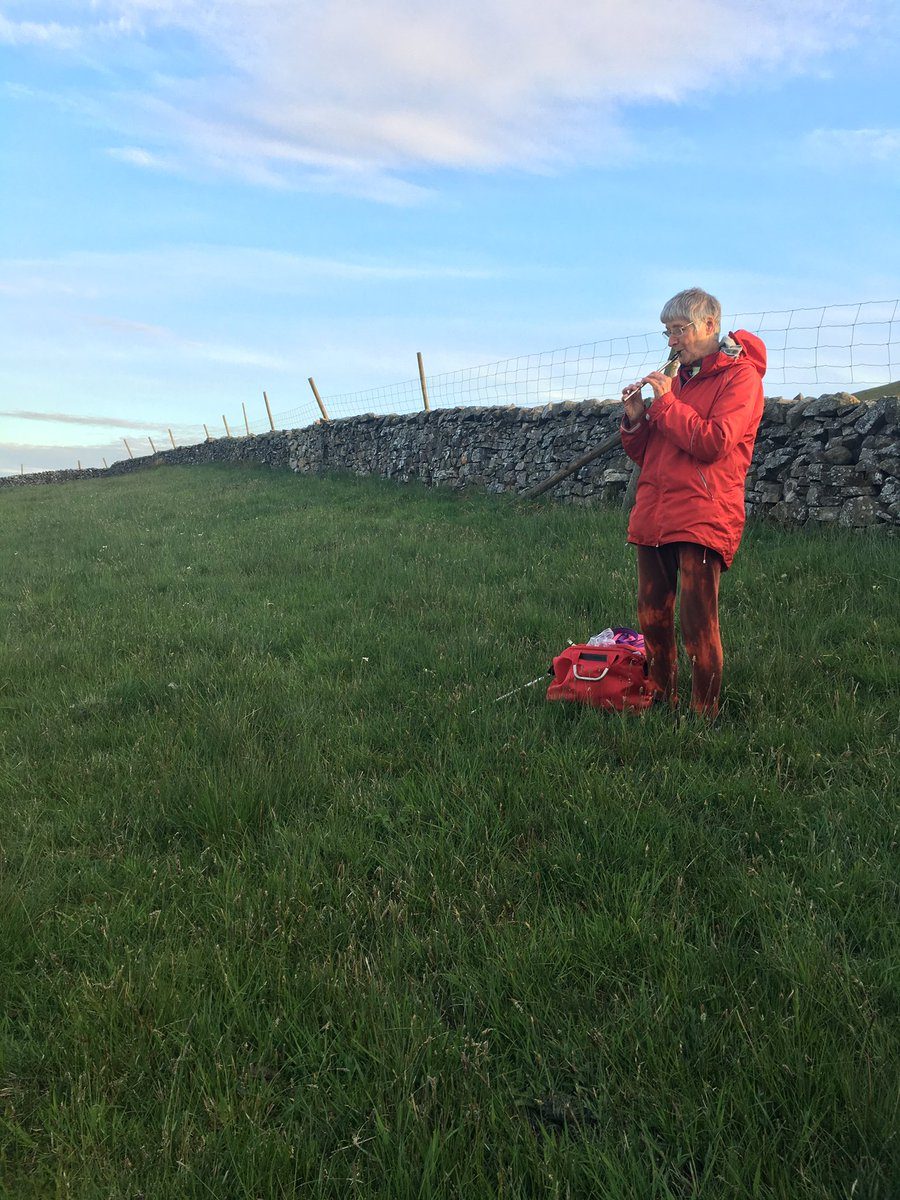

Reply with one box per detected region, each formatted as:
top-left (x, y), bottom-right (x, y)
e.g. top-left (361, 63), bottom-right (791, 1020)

top-left (647, 391), bottom-right (678, 423)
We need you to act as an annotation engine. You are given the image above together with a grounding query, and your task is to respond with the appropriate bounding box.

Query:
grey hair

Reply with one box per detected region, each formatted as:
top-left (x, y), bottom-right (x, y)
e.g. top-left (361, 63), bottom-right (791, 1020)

top-left (660, 288), bottom-right (721, 332)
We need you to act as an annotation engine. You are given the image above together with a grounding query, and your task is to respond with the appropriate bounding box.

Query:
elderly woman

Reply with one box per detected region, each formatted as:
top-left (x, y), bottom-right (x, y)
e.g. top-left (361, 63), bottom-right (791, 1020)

top-left (620, 288), bottom-right (766, 717)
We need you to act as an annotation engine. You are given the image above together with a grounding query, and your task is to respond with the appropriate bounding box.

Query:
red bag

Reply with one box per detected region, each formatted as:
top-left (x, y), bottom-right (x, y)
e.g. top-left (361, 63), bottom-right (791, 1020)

top-left (546, 643), bottom-right (653, 711)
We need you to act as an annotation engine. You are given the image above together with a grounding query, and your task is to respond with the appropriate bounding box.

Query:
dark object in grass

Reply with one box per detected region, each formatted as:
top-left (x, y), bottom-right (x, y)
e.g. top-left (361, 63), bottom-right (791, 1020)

top-left (523, 1094), bottom-right (602, 1136)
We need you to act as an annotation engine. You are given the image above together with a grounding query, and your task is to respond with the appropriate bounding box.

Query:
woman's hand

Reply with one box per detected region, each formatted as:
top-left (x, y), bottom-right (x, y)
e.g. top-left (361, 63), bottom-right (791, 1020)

top-left (622, 370), bottom-right (674, 428)
top-left (621, 384), bottom-right (646, 429)
top-left (641, 370), bottom-right (674, 399)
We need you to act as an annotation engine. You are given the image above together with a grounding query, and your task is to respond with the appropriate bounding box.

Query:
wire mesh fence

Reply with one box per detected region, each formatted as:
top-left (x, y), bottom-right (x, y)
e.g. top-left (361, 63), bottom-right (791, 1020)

top-left (259, 298), bottom-right (900, 433)
top-left (5, 299), bottom-right (899, 475)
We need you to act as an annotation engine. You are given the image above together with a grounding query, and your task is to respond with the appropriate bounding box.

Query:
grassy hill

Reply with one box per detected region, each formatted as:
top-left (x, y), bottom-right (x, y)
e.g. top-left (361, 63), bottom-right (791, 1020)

top-left (852, 381), bottom-right (900, 401)
top-left (1, 466), bottom-right (897, 1199)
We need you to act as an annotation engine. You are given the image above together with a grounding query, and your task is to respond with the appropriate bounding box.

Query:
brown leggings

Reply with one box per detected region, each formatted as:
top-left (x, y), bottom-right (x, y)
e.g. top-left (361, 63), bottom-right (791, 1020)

top-left (636, 542), bottom-right (723, 717)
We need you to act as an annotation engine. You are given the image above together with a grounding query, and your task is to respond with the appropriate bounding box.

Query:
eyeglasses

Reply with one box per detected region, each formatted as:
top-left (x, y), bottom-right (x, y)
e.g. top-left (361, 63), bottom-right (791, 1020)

top-left (662, 322), bottom-right (695, 339)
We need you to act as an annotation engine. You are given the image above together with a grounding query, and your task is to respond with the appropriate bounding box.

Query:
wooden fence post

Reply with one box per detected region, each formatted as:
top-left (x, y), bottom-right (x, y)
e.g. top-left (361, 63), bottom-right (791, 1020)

top-left (148, 436), bottom-right (157, 454)
top-left (223, 415), bottom-right (232, 438)
top-left (308, 378), bottom-right (329, 421)
top-left (242, 402), bottom-right (250, 437)
top-left (203, 424), bottom-right (211, 442)
top-left (124, 439), bottom-right (133, 459)
top-left (263, 391), bottom-right (275, 431)
top-left (417, 351), bottom-right (430, 411)
top-left (168, 429), bottom-right (177, 450)
top-left (102, 458), bottom-right (108, 469)
top-left (77, 460), bottom-right (82, 471)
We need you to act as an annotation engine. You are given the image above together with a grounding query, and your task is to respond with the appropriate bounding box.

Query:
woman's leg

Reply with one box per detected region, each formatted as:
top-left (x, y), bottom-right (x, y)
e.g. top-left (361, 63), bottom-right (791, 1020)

top-left (636, 544), bottom-right (680, 705)
top-left (677, 544), bottom-right (724, 717)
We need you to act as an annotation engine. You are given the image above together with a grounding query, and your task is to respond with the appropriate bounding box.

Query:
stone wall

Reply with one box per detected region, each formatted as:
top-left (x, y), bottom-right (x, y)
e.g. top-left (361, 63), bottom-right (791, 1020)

top-left (2, 392), bottom-right (897, 529)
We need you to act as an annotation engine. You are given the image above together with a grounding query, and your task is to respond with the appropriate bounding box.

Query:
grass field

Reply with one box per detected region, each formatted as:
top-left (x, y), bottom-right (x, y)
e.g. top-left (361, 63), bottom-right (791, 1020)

top-left (1, 465), bottom-right (897, 1199)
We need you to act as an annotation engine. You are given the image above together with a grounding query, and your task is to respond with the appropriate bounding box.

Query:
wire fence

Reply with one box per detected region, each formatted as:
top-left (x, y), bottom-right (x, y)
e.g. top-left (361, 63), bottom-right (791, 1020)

top-left (4, 299), bottom-right (899, 475)
top-left (259, 298), bottom-right (900, 433)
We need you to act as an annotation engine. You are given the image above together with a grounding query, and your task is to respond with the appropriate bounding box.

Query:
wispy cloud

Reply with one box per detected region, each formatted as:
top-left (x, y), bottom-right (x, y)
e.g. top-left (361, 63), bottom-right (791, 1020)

top-left (4, 0), bottom-right (890, 197)
top-left (105, 145), bottom-right (172, 170)
top-left (0, 14), bottom-right (80, 49)
top-left (80, 313), bottom-right (292, 370)
top-left (0, 246), bottom-right (501, 303)
top-left (804, 127), bottom-right (900, 166)
top-left (0, 409), bottom-right (202, 434)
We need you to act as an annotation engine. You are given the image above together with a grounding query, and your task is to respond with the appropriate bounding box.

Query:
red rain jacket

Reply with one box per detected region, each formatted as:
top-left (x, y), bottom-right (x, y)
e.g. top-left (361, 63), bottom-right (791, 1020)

top-left (620, 330), bottom-right (766, 568)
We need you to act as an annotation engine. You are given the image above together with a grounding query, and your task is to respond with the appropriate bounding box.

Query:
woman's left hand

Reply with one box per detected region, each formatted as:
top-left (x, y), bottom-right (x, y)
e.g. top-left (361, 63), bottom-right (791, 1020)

top-left (641, 371), bottom-right (674, 400)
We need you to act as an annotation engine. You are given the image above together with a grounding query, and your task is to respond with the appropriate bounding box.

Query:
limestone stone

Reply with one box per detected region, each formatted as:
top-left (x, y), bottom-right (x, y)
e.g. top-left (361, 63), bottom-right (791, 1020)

top-left (763, 398), bottom-right (790, 424)
top-left (862, 434), bottom-right (896, 451)
top-left (821, 443), bottom-right (854, 465)
top-left (853, 403), bottom-right (888, 437)
top-left (784, 401), bottom-right (810, 430)
top-left (807, 483), bottom-right (842, 507)
top-left (758, 447), bottom-right (794, 477)
top-left (802, 393), bottom-right (857, 418)
top-left (770, 499), bottom-right (809, 524)
top-left (880, 477), bottom-right (900, 511)
top-left (838, 496), bottom-right (879, 527)
top-left (755, 483), bottom-right (783, 503)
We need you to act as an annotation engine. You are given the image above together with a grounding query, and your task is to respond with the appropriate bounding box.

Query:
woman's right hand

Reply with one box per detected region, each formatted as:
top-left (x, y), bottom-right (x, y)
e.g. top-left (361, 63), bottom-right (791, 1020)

top-left (621, 383), bottom-right (645, 428)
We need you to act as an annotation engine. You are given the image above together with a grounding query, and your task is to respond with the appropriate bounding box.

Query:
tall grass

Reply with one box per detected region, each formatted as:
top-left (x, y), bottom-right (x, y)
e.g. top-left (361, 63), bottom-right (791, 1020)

top-left (0, 466), bottom-right (897, 1199)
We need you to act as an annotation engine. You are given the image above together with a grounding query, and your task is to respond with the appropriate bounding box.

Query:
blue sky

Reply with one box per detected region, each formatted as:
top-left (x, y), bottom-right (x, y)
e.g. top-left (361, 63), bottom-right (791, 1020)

top-left (2, 1), bottom-right (899, 473)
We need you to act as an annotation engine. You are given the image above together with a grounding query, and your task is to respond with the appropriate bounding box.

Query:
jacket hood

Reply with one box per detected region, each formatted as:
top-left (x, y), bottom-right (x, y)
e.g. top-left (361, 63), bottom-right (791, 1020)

top-left (680, 329), bottom-right (767, 384)
top-left (724, 329), bottom-right (767, 378)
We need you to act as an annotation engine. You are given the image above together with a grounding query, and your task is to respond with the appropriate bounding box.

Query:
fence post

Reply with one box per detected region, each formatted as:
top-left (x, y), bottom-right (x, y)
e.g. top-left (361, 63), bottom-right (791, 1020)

top-left (102, 458), bottom-right (108, 468)
top-left (203, 423), bottom-right (211, 442)
top-left (168, 429), bottom-right (176, 450)
top-left (263, 391), bottom-right (275, 431)
top-left (417, 351), bottom-right (431, 411)
top-left (242, 402), bottom-right (250, 437)
top-left (123, 438), bottom-right (133, 459)
top-left (308, 377), bottom-right (330, 421)
top-left (148, 436), bottom-right (157, 454)
top-left (77, 459), bottom-right (82, 471)
top-left (223, 415), bottom-right (232, 438)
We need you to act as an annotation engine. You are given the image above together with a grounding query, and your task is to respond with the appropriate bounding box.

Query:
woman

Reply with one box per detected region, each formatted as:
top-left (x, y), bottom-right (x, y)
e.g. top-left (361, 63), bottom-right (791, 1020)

top-left (620, 288), bottom-right (766, 717)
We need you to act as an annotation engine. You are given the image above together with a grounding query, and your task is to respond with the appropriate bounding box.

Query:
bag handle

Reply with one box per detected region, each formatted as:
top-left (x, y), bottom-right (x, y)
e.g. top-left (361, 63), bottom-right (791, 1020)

top-left (571, 665), bottom-right (609, 682)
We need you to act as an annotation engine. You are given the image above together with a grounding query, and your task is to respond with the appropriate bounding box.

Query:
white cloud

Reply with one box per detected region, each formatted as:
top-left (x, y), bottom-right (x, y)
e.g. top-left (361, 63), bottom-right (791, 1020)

top-left (0, 409), bottom-right (203, 434)
top-left (105, 145), bottom-right (171, 170)
top-left (5, 0), bottom-right (889, 195)
top-left (0, 246), bottom-right (501, 305)
top-left (81, 313), bottom-right (292, 370)
top-left (0, 14), bottom-right (80, 49)
top-left (805, 127), bottom-right (900, 165)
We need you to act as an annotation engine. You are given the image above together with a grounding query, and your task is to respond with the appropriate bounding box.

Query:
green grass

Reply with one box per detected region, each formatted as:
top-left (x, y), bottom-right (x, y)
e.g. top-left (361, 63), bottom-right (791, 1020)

top-left (852, 382), bottom-right (899, 401)
top-left (1, 465), bottom-right (897, 1199)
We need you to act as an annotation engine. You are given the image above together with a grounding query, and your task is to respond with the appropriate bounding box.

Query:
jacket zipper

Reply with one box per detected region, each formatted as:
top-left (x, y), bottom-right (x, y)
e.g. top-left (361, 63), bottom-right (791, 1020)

top-left (697, 467), bottom-right (712, 498)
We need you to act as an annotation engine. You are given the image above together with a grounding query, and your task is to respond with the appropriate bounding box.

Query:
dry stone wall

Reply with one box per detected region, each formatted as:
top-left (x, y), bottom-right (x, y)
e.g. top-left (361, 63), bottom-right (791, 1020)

top-left (2, 393), bottom-right (897, 529)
